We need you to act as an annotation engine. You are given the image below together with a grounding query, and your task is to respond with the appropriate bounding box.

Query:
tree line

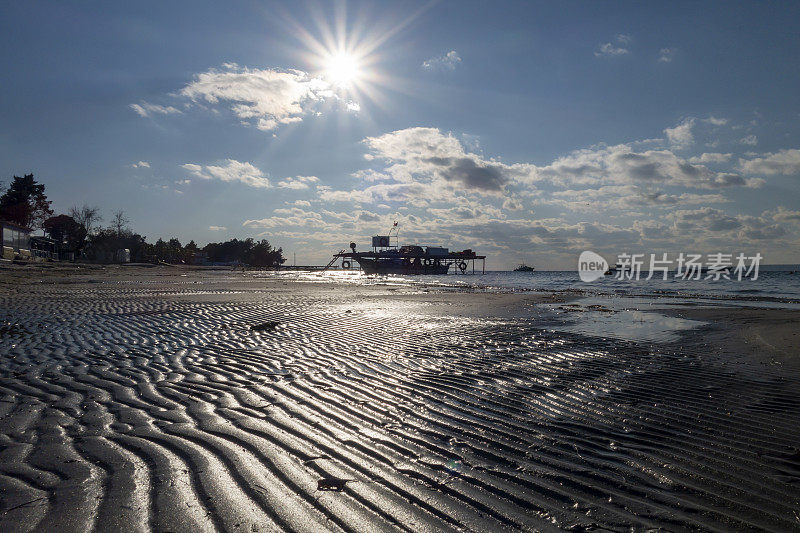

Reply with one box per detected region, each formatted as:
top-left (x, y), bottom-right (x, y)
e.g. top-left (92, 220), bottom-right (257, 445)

top-left (0, 173), bottom-right (285, 266)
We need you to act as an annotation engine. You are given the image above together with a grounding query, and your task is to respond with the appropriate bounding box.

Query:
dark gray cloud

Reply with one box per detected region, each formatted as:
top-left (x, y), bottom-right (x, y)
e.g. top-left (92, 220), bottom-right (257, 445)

top-left (424, 157), bottom-right (508, 191)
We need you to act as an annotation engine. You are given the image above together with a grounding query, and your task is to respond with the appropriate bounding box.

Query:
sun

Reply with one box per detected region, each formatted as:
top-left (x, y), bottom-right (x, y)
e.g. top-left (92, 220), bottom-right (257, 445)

top-left (325, 53), bottom-right (361, 86)
top-left (284, 2), bottom-right (429, 113)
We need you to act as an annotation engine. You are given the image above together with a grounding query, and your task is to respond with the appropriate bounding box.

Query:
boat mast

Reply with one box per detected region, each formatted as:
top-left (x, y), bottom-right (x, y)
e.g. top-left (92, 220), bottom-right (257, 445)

top-left (388, 221), bottom-right (399, 248)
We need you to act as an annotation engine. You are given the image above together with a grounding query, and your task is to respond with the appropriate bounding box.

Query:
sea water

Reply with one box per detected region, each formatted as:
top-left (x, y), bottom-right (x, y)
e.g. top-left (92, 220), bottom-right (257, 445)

top-left (277, 267), bottom-right (800, 305)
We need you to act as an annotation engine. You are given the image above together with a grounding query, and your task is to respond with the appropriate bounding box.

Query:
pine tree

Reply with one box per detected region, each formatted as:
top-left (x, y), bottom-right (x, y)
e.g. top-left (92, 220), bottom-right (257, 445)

top-left (0, 174), bottom-right (53, 228)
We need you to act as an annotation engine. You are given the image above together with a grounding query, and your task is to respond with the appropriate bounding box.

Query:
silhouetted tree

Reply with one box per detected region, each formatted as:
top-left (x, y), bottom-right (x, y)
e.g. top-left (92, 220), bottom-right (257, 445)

top-left (112, 210), bottom-right (130, 236)
top-left (68, 205), bottom-right (102, 255)
top-left (184, 240), bottom-right (199, 263)
top-left (0, 174), bottom-right (53, 228)
top-left (152, 238), bottom-right (169, 262)
top-left (202, 238), bottom-right (284, 267)
top-left (69, 205), bottom-right (101, 236)
top-left (43, 214), bottom-right (81, 249)
top-left (248, 239), bottom-right (286, 267)
top-left (86, 228), bottom-right (147, 263)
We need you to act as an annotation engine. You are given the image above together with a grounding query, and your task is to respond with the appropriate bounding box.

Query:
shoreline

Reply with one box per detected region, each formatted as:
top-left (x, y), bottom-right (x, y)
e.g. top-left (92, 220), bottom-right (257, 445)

top-left (3, 263), bottom-right (799, 364)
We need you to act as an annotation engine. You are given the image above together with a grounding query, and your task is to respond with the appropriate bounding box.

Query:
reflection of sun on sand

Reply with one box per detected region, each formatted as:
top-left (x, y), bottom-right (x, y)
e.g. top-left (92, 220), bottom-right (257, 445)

top-left (1, 264), bottom-right (800, 531)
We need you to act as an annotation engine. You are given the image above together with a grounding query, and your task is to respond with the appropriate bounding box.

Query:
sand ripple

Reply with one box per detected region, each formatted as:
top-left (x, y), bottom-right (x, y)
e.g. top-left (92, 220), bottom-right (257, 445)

top-left (1, 273), bottom-right (799, 531)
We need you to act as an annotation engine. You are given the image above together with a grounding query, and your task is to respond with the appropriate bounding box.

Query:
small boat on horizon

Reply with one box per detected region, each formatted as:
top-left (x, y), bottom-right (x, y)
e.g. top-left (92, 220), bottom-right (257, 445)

top-left (513, 263), bottom-right (535, 272)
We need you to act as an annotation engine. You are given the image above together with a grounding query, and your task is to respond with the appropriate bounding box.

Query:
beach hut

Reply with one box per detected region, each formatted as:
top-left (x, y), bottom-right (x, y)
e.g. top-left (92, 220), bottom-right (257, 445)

top-left (1, 220), bottom-right (32, 260)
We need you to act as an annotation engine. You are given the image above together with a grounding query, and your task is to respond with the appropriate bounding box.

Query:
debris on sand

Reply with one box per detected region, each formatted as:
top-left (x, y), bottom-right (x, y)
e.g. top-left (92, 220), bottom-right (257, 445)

top-left (2, 496), bottom-right (47, 514)
top-left (317, 477), bottom-right (348, 491)
top-left (0, 321), bottom-right (28, 338)
top-left (251, 321), bottom-right (280, 332)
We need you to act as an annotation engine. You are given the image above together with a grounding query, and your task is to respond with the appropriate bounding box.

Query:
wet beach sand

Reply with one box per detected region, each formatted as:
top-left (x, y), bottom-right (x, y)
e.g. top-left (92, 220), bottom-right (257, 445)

top-left (1, 265), bottom-right (799, 531)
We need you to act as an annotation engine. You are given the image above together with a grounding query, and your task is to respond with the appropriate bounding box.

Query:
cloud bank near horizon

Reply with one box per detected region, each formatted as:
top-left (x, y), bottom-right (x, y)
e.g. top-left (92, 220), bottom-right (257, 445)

top-left (194, 118), bottom-right (800, 263)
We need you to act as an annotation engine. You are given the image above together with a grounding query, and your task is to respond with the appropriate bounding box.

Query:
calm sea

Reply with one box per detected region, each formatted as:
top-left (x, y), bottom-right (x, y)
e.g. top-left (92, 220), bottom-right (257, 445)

top-left (272, 266), bottom-right (800, 305)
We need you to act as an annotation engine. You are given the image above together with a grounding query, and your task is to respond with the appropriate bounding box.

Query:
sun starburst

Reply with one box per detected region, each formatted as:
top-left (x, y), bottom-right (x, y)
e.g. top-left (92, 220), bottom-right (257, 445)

top-left (324, 52), bottom-right (361, 86)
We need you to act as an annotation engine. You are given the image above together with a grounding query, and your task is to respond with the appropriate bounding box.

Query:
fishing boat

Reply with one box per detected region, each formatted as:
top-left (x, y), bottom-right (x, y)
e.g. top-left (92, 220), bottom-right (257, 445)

top-left (514, 263), bottom-right (534, 272)
top-left (326, 224), bottom-right (485, 275)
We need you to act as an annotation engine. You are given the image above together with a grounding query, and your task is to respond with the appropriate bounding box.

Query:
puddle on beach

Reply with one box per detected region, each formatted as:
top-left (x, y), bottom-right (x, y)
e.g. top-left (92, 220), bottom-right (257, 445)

top-left (542, 296), bottom-right (706, 343)
top-left (332, 294), bottom-right (706, 344)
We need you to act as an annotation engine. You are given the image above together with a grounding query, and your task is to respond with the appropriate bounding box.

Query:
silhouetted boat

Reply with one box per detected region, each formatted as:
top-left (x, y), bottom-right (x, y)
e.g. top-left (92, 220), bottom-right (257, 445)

top-left (327, 225), bottom-right (485, 275)
top-left (514, 263), bottom-right (534, 272)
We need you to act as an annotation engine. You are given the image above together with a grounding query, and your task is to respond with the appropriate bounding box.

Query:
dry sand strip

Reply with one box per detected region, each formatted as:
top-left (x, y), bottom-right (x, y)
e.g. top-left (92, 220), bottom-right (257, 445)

top-left (1, 267), bottom-right (799, 532)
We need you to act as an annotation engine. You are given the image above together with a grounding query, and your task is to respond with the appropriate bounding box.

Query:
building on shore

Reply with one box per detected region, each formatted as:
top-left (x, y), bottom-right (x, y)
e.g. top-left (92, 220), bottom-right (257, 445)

top-left (1, 220), bottom-right (32, 261)
top-left (30, 236), bottom-right (59, 260)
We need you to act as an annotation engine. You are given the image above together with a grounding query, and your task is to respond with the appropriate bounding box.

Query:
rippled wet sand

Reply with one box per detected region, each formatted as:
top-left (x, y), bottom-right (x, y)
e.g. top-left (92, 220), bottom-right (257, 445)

top-left (1, 267), bottom-right (799, 531)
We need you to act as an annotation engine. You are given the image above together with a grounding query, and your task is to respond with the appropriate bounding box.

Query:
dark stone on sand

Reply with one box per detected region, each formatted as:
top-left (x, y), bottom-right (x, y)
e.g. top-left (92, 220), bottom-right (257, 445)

top-left (251, 321), bottom-right (280, 332)
top-left (317, 477), bottom-right (348, 491)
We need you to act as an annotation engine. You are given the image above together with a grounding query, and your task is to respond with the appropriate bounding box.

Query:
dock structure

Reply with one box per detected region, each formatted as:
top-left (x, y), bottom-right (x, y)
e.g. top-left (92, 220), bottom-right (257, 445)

top-left (326, 227), bottom-right (486, 275)
top-left (276, 265), bottom-right (331, 271)
top-left (332, 248), bottom-right (485, 275)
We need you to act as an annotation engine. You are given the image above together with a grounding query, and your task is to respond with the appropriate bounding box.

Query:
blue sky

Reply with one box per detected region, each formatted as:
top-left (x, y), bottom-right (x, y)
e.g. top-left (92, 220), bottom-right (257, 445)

top-left (2, 0), bottom-right (800, 268)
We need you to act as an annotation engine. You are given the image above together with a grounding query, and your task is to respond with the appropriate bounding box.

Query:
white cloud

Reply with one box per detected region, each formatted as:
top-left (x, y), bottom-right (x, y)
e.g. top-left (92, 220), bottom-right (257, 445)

top-left (422, 51), bottom-right (462, 70)
top-left (209, 225), bottom-right (227, 231)
top-left (239, 200), bottom-right (798, 268)
top-left (546, 185), bottom-right (729, 212)
top-left (316, 185), bottom-right (373, 204)
top-left (703, 116), bottom-right (728, 126)
top-left (664, 118), bottom-right (695, 148)
top-left (131, 161), bottom-right (151, 168)
top-left (688, 153), bottom-right (732, 164)
top-left (739, 148), bottom-right (800, 175)
top-left (276, 175), bottom-right (320, 189)
top-left (671, 207), bottom-right (743, 232)
top-left (534, 143), bottom-right (754, 189)
top-left (243, 207), bottom-right (325, 229)
top-left (595, 43), bottom-right (629, 57)
top-left (357, 210), bottom-right (381, 222)
top-left (668, 207), bottom-right (791, 242)
top-left (129, 102), bottom-right (182, 117)
top-left (595, 35), bottom-right (631, 57)
top-left (179, 63), bottom-right (333, 131)
top-left (658, 47), bottom-right (677, 62)
top-left (318, 181), bottom-right (439, 205)
top-left (237, 121), bottom-right (797, 266)
top-left (772, 206), bottom-right (800, 223)
top-left (314, 122), bottom-right (762, 216)
top-left (182, 159), bottom-right (270, 188)
top-left (363, 127), bottom-right (516, 194)
top-left (739, 134), bottom-right (758, 146)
